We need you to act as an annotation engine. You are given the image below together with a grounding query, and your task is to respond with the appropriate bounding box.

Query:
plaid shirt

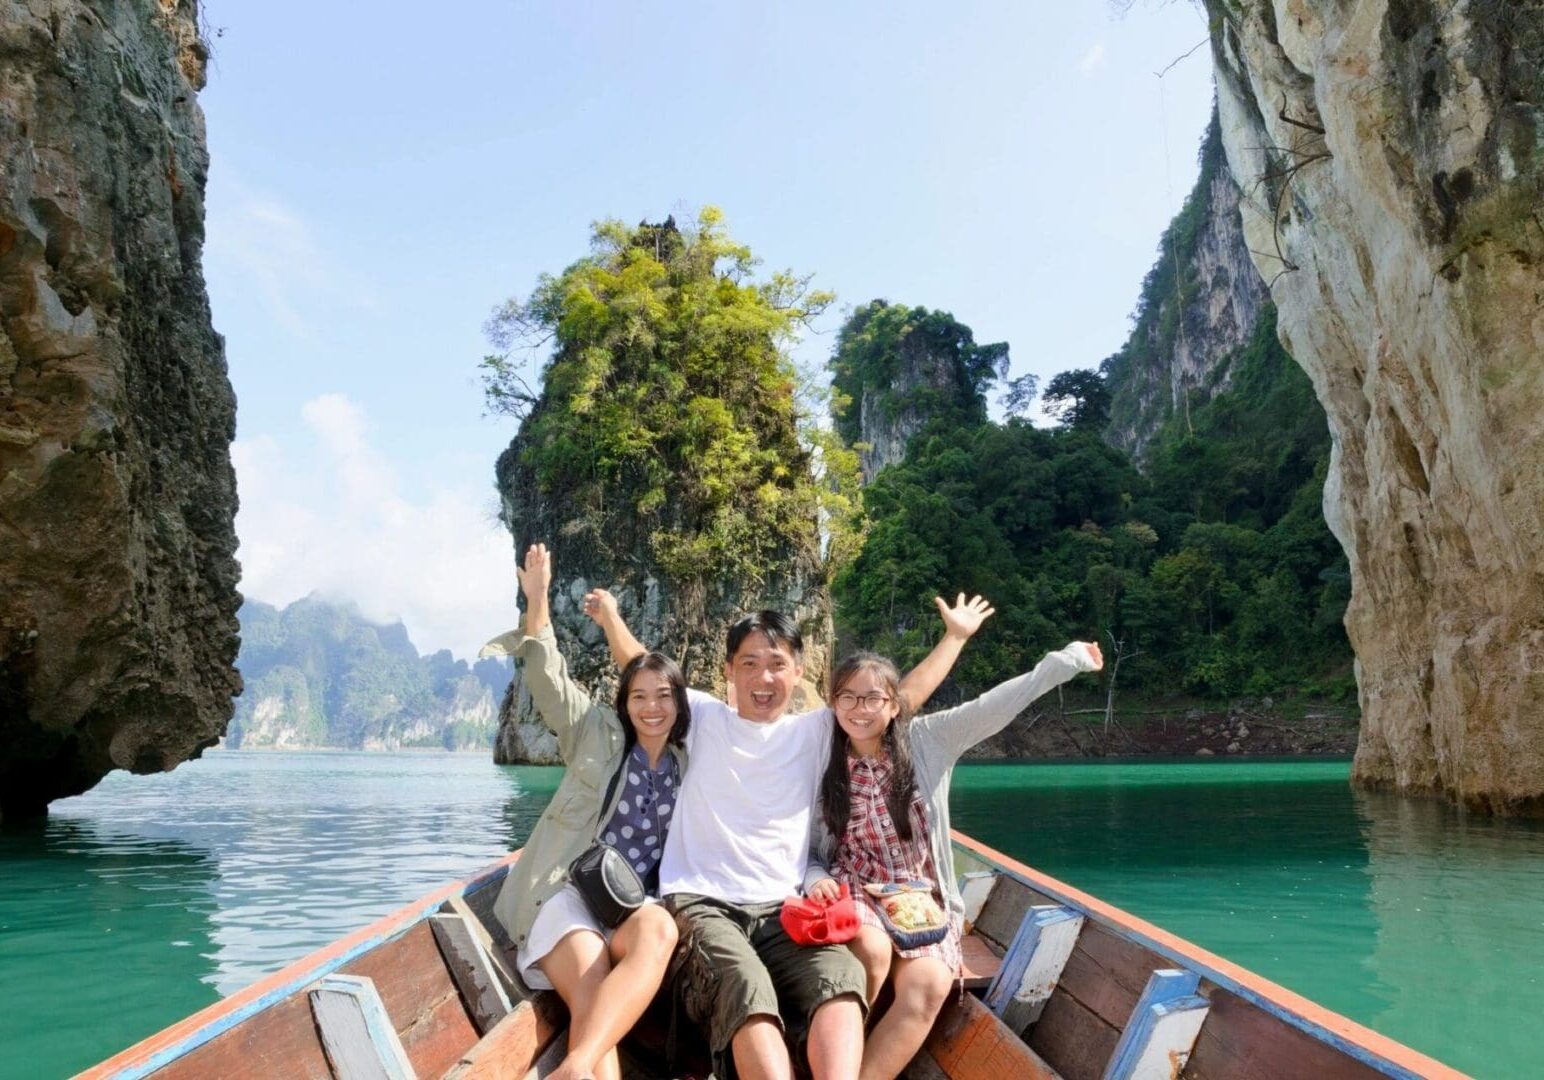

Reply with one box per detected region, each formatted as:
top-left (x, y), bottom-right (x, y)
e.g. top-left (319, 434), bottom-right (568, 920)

top-left (832, 751), bottom-right (937, 888)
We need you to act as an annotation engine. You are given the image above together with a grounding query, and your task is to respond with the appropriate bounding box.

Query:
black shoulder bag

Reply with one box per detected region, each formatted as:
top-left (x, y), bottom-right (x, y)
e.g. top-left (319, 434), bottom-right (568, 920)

top-left (567, 759), bottom-right (647, 929)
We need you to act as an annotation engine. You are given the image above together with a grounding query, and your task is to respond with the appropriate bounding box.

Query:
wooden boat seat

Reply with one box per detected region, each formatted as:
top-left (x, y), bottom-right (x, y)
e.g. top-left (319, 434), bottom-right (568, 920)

top-left (958, 932), bottom-right (1004, 990)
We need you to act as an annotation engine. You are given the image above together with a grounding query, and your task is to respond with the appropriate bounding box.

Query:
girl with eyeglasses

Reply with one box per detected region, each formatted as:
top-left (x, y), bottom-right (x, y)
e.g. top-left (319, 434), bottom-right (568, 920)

top-left (806, 606), bottom-right (1103, 1080)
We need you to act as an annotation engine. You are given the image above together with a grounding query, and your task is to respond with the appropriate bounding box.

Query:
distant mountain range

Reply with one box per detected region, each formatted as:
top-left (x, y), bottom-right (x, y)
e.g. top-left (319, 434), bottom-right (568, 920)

top-left (227, 595), bottom-right (510, 751)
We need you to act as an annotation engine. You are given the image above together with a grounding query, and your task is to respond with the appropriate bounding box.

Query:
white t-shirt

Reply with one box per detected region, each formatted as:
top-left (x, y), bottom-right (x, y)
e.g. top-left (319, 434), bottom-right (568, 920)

top-left (658, 690), bottom-right (831, 905)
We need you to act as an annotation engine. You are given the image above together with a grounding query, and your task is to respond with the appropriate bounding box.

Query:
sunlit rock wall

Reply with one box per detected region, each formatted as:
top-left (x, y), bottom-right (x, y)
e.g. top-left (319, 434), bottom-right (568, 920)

top-left (1207, 0), bottom-right (1544, 813)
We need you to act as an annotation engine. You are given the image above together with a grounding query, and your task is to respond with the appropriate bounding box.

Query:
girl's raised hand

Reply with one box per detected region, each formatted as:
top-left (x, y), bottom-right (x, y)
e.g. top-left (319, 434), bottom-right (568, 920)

top-left (517, 543), bottom-right (552, 603)
top-left (934, 593), bottom-right (996, 641)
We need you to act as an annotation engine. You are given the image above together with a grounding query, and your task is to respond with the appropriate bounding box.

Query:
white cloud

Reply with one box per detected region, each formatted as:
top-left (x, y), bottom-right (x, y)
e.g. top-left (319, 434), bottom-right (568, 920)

top-left (233, 395), bottom-right (518, 659)
top-left (1078, 42), bottom-right (1107, 75)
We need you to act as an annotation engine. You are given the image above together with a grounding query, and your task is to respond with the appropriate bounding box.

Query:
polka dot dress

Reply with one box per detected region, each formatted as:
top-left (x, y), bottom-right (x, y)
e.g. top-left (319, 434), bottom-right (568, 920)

top-left (598, 743), bottom-right (678, 891)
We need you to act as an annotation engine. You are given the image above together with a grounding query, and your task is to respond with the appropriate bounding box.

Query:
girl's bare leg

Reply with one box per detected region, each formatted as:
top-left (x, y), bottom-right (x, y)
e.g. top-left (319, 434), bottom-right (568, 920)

top-left (847, 925), bottom-right (893, 1006)
top-left (858, 954), bottom-right (952, 1080)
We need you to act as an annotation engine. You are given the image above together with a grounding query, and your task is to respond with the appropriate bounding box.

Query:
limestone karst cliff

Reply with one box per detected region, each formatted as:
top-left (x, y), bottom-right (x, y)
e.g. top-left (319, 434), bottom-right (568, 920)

top-left (229, 597), bottom-right (506, 751)
top-left (829, 300), bottom-right (1008, 483)
top-left (0, 0), bottom-right (240, 822)
top-left (1206, 0), bottom-right (1544, 813)
top-left (1103, 111), bottom-right (1271, 460)
top-left (485, 214), bottom-right (833, 764)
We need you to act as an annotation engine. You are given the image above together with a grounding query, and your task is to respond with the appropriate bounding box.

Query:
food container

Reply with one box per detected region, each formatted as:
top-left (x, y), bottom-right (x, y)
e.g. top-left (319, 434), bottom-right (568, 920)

top-left (863, 880), bottom-right (949, 949)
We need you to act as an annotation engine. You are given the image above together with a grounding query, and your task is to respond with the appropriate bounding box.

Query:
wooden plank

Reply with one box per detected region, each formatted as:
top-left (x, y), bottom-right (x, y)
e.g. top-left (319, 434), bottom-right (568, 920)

top-left (972, 875), bottom-right (1054, 950)
top-left (1027, 985), bottom-right (1122, 1080)
top-left (309, 974), bottom-right (418, 1080)
top-left (152, 992), bottom-right (334, 1080)
top-left (1103, 970), bottom-right (1206, 1080)
top-left (1181, 988), bottom-right (1391, 1080)
top-left (1056, 921), bottom-right (1172, 1031)
top-left (341, 920), bottom-right (480, 1079)
top-left (959, 932), bottom-right (1004, 990)
top-left (923, 990), bottom-right (1061, 1079)
top-left (430, 914), bottom-right (515, 1034)
top-left (460, 878), bottom-right (519, 959)
top-left (441, 994), bottom-right (566, 1080)
top-left (985, 906), bottom-right (1084, 1031)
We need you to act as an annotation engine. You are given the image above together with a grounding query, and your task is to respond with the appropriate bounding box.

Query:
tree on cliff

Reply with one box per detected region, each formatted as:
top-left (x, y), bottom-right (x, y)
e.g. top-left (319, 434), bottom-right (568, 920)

top-left (481, 208), bottom-right (857, 591)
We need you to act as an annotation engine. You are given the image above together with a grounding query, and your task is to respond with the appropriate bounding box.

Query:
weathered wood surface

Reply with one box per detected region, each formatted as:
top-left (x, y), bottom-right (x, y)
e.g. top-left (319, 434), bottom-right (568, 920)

top-left (441, 994), bottom-right (566, 1080)
top-left (444, 894), bottom-right (522, 1000)
top-left (987, 906), bottom-right (1085, 1031)
top-left (310, 975), bottom-right (417, 1080)
top-left (1181, 988), bottom-right (1391, 1080)
top-left (1027, 986), bottom-right (1122, 1080)
top-left (972, 874), bottom-right (1054, 950)
top-left (924, 988), bottom-right (1061, 1079)
top-left (341, 921), bottom-right (479, 1079)
top-left (430, 914), bottom-right (514, 1034)
top-left (1056, 921), bottom-right (1171, 1031)
top-left (152, 991), bottom-right (334, 1080)
top-left (958, 932), bottom-right (1003, 990)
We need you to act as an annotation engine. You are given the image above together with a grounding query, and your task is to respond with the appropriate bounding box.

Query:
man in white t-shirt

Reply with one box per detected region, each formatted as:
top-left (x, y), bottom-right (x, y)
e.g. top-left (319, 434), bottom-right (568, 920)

top-left (588, 595), bottom-right (992, 1080)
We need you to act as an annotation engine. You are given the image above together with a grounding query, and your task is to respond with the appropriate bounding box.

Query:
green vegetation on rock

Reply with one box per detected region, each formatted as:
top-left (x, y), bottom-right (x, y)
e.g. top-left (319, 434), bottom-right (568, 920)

top-left (483, 208), bottom-right (857, 588)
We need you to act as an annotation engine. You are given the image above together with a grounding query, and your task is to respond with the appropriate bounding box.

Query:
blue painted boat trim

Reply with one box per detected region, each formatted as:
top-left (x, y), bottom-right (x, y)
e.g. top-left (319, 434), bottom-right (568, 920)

top-left (1103, 970), bottom-right (1203, 1080)
top-left (983, 905), bottom-right (1078, 1017)
top-left (964, 848), bottom-right (1428, 1080)
top-left (107, 861), bottom-right (514, 1079)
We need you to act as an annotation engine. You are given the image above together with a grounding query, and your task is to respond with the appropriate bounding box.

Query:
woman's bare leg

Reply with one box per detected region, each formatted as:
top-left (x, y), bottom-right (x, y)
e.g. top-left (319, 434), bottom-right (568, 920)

top-left (537, 929), bottom-right (622, 1080)
top-left (847, 925), bottom-right (893, 1006)
top-left (858, 954), bottom-right (952, 1080)
top-left (550, 905), bottom-right (677, 1080)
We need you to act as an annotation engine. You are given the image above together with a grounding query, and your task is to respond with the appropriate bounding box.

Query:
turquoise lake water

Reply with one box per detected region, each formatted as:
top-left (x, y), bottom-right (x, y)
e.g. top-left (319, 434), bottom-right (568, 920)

top-left (1, 752), bottom-right (1541, 1077)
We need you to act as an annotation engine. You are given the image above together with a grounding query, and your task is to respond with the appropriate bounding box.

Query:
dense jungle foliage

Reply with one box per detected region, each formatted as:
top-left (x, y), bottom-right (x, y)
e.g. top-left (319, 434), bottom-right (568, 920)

top-left (831, 303), bottom-right (1354, 704)
top-left (482, 209), bottom-right (859, 587)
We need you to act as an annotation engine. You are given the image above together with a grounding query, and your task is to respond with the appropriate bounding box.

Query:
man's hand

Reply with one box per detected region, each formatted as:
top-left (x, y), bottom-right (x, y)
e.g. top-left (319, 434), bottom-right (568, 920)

top-left (582, 588), bottom-right (620, 627)
top-left (518, 544), bottom-right (552, 606)
top-left (807, 878), bottom-right (842, 905)
top-left (934, 593), bottom-right (996, 641)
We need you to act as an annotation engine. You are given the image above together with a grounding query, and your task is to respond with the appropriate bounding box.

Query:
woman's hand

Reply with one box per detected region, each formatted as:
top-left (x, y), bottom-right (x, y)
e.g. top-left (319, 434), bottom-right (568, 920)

top-left (807, 877), bottom-right (842, 905)
top-left (517, 543), bottom-right (552, 606)
top-left (582, 588), bottom-right (620, 627)
top-left (934, 593), bottom-right (996, 641)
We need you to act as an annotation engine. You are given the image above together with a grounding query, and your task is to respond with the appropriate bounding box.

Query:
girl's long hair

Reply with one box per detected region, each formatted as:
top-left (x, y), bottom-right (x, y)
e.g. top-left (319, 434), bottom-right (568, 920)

top-left (820, 652), bottom-right (919, 843)
top-left (615, 651), bottom-right (691, 749)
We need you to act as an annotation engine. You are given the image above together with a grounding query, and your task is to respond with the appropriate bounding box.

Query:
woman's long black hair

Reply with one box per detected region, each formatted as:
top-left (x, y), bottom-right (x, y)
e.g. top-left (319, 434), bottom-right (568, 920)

top-left (820, 652), bottom-right (919, 842)
top-left (615, 651), bottom-right (691, 749)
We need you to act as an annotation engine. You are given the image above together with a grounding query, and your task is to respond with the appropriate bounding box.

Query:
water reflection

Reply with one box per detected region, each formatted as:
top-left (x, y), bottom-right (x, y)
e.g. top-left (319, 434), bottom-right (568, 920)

top-left (0, 751), bottom-right (562, 1079)
top-left (1355, 789), bottom-right (1544, 1074)
top-left (0, 817), bottom-right (220, 1079)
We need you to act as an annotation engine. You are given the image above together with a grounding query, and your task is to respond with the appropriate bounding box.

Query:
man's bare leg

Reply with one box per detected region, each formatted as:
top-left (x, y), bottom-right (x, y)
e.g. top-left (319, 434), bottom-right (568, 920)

top-left (732, 1015), bottom-right (793, 1080)
top-left (806, 994), bottom-right (864, 1080)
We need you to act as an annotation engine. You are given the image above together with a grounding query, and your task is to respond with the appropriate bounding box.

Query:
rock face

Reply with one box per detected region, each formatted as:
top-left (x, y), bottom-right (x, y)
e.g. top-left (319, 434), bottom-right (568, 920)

top-left (1104, 112), bottom-right (1271, 460)
top-left (491, 445), bottom-right (830, 765)
top-left (229, 597), bottom-right (507, 751)
top-left (1207, 1), bottom-right (1544, 813)
top-left (0, 1), bottom-right (239, 822)
top-left (829, 300), bottom-right (1004, 483)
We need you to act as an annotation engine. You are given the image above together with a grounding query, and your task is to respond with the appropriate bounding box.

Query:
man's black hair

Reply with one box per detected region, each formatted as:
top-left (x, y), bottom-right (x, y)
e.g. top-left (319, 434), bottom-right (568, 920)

top-left (726, 610), bottom-right (803, 662)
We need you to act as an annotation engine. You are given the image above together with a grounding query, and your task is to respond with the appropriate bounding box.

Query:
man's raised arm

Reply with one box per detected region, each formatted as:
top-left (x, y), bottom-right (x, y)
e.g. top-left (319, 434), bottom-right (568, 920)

top-left (897, 593), bottom-right (996, 711)
top-left (582, 588), bottom-right (647, 668)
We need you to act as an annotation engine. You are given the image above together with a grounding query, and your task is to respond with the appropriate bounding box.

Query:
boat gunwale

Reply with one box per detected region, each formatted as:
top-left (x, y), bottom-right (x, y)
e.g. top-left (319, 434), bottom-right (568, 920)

top-left (950, 829), bottom-right (1465, 1080)
top-left (75, 850), bottom-right (525, 1080)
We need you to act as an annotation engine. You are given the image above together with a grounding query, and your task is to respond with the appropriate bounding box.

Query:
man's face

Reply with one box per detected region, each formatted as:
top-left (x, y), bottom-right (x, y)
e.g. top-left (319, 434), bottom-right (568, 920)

top-left (725, 630), bottom-right (803, 724)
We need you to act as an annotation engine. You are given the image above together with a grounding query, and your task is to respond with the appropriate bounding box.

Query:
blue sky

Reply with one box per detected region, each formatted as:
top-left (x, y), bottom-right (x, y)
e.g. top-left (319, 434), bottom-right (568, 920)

top-left (201, 1), bottom-right (1216, 658)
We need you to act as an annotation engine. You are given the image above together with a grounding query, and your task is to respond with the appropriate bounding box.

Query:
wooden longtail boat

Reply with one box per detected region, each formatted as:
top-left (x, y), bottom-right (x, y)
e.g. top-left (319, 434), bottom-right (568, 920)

top-left (80, 832), bottom-right (1463, 1080)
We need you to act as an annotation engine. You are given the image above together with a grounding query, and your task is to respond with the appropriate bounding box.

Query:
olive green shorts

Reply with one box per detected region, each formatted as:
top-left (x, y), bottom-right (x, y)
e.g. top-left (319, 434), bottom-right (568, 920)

top-left (666, 893), bottom-right (867, 1074)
